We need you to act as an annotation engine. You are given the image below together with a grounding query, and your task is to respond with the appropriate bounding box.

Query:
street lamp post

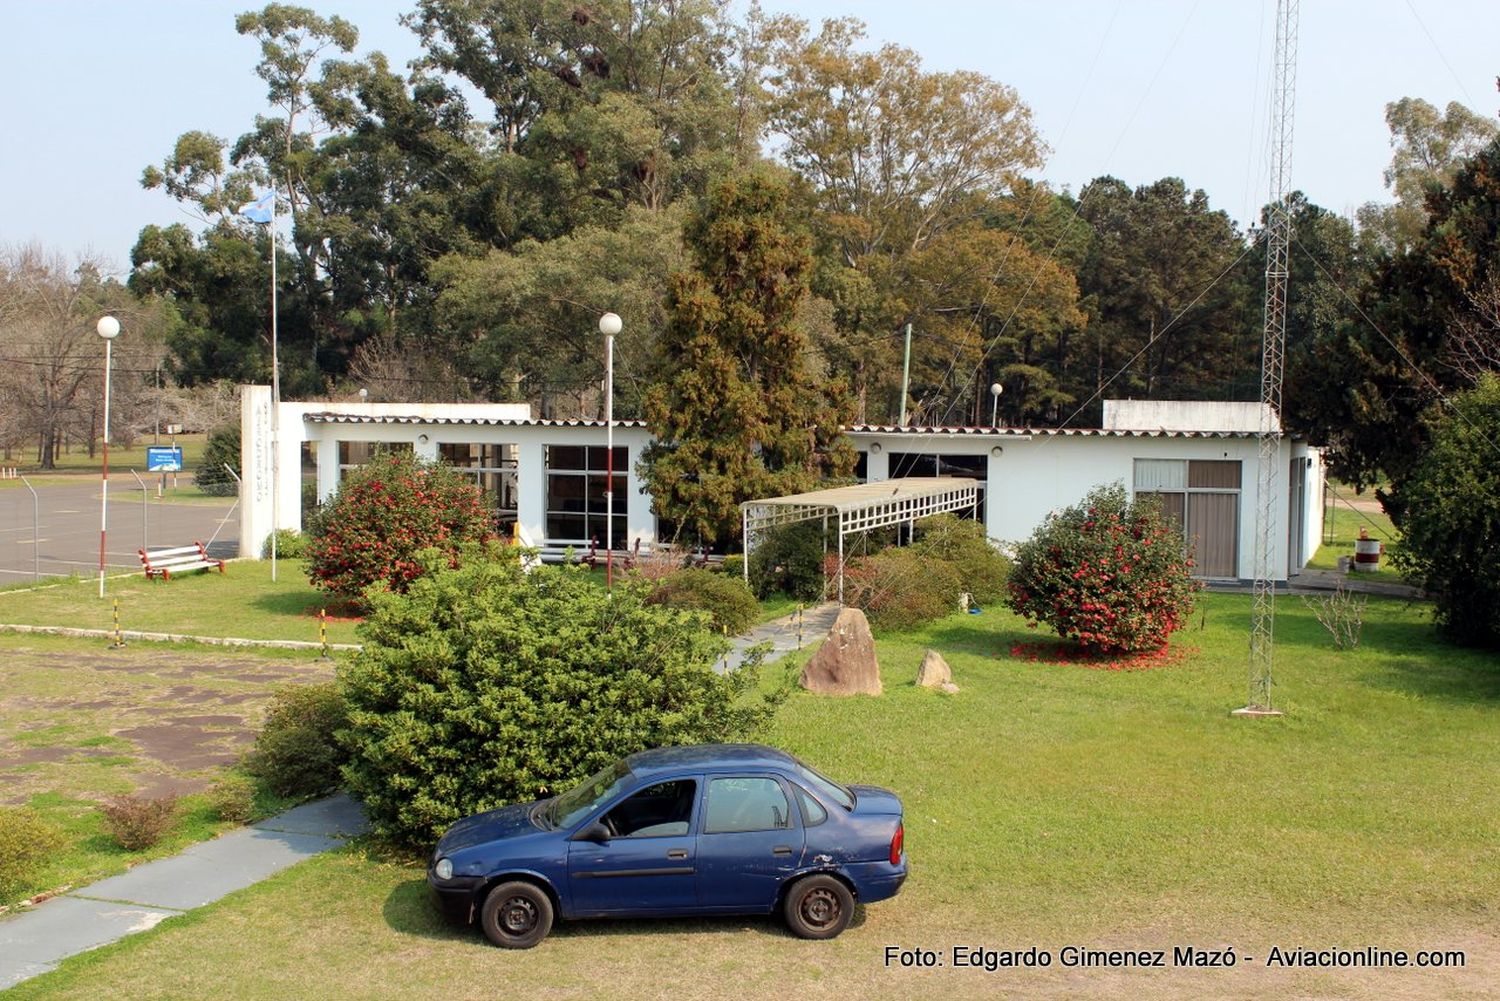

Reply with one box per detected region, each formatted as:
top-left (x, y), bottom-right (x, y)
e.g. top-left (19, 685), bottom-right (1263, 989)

top-left (599, 312), bottom-right (622, 593)
top-left (96, 316), bottom-right (121, 598)
top-left (990, 382), bottom-right (1004, 428)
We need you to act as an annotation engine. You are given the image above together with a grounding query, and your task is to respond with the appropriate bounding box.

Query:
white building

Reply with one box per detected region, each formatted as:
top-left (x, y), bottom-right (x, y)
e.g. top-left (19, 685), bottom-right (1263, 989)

top-left (241, 387), bottom-right (1323, 582)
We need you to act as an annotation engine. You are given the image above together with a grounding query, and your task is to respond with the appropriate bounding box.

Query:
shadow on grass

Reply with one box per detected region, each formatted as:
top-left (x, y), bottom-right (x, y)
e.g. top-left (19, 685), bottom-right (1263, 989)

top-left (380, 877), bottom-right (865, 944)
top-left (247, 590), bottom-right (362, 621)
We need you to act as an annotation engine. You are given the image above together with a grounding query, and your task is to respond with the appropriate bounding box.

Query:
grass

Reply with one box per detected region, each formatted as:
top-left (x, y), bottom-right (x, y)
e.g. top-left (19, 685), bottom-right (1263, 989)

top-left (0, 633), bottom-right (332, 908)
top-left (1308, 490), bottom-right (1408, 583)
top-left (0, 560), bottom-right (362, 646)
top-left (7, 592), bottom-right (1498, 1000)
top-left (2, 434), bottom-right (207, 476)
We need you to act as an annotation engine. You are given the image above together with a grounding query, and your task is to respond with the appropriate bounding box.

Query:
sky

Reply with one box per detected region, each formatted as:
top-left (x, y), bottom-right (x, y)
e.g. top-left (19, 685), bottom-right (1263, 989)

top-left (1, 0), bottom-right (1497, 277)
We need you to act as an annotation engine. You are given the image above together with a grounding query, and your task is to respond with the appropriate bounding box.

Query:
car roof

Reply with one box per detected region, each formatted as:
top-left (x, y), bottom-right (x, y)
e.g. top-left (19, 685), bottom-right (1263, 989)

top-left (624, 743), bottom-right (801, 780)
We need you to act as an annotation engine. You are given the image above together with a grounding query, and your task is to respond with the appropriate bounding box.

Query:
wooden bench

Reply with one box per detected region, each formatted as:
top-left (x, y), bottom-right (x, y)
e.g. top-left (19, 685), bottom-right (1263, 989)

top-left (139, 542), bottom-right (225, 580)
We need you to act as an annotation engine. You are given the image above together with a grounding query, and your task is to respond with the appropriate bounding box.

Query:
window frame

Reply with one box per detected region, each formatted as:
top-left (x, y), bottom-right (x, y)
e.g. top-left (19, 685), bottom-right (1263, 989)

top-left (1132, 458), bottom-right (1243, 579)
top-left (700, 774), bottom-right (798, 836)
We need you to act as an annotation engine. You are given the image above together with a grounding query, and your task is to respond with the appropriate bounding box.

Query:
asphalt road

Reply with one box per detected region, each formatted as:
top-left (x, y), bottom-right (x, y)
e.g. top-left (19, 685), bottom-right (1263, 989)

top-left (0, 481), bottom-right (238, 581)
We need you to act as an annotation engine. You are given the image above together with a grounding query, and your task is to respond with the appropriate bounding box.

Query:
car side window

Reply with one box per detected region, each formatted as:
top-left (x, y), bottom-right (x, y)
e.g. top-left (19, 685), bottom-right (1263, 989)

top-left (792, 783), bottom-right (827, 827)
top-left (704, 777), bottom-right (792, 834)
top-left (601, 779), bottom-right (697, 838)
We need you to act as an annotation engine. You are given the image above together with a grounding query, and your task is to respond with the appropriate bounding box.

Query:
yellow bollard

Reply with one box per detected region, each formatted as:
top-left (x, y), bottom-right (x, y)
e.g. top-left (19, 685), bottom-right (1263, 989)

top-left (110, 598), bottom-right (126, 649)
top-left (318, 608), bottom-right (332, 662)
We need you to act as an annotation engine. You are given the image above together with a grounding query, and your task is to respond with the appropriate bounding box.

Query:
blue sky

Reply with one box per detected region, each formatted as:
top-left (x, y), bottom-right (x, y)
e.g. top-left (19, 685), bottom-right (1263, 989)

top-left (1, 0), bottom-right (1496, 275)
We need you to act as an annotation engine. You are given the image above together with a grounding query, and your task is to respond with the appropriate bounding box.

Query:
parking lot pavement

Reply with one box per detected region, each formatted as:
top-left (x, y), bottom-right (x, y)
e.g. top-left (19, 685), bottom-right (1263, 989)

top-left (0, 481), bottom-right (237, 581)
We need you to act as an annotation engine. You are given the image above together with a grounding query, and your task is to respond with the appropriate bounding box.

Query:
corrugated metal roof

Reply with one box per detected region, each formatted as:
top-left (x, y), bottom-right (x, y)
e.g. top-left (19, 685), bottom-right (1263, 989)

top-left (302, 412), bottom-right (648, 429)
top-left (742, 476), bottom-right (978, 513)
top-left (847, 423), bottom-right (1259, 439)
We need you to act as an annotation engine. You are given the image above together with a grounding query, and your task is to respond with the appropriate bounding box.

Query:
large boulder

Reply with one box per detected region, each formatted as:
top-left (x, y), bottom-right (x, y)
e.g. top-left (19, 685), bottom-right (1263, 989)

top-left (800, 607), bottom-right (882, 696)
top-left (915, 649), bottom-right (953, 689)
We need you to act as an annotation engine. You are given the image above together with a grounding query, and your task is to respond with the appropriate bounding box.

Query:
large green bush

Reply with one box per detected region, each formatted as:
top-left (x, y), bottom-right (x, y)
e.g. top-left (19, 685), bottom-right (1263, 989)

top-left (305, 450), bottom-right (493, 604)
top-left (1006, 484), bottom-right (1198, 654)
top-left (748, 521), bottom-right (826, 600)
top-left (840, 546), bottom-right (964, 631)
top-left (0, 807), bottom-right (62, 899)
top-left (911, 513), bottom-right (1012, 605)
top-left (1392, 374), bottom-right (1500, 646)
top-left (195, 425), bottom-right (241, 496)
top-left (646, 568), bottom-right (759, 634)
top-left (243, 682), bottom-right (350, 798)
top-left (339, 555), bottom-right (782, 847)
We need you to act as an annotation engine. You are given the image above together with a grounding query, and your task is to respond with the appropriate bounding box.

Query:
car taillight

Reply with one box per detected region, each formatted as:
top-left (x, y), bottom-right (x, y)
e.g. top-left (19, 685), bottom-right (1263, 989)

top-left (889, 821), bottom-right (904, 864)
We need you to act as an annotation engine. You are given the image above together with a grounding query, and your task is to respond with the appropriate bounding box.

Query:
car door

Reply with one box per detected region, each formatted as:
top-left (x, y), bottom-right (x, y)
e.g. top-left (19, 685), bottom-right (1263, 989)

top-left (566, 776), bottom-right (700, 917)
top-left (694, 774), bottom-right (805, 913)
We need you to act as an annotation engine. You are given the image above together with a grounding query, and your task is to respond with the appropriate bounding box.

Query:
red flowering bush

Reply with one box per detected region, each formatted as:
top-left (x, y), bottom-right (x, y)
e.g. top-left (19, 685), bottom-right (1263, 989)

top-left (305, 450), bottom-right (494, 604)
top-left (1006, 484), bottom-right (1199, 655)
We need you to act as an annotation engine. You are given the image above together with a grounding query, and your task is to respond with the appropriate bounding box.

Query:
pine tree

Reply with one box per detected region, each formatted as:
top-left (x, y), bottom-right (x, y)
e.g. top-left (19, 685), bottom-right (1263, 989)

top-left (642, 169), bottom-right (854, 546)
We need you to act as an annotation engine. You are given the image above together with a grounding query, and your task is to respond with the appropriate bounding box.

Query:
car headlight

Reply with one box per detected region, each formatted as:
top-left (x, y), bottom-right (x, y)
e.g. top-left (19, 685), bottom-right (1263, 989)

top-left (434, 857), bottom-right (453, 880)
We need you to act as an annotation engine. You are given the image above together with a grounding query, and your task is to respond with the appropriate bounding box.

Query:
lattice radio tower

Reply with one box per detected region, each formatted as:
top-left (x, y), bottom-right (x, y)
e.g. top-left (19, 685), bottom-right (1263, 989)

top-left (1238, 0), bottom-right (1299, 718)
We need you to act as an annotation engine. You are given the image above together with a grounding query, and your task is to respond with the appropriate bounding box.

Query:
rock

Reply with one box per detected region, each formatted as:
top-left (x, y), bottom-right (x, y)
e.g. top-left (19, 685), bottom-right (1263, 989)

top-left (799, 607), bottom-right (882, 696)
top-left (938, 681), bottom-right (960, 695)
top-left (915, 649), bottom-right (952, 689)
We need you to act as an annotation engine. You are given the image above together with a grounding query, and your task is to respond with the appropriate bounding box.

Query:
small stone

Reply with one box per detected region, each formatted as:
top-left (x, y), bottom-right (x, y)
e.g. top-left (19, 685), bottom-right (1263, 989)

top-left (800, 607), bottom-right (881, 696)
top-left (938, 682), bottom-right (960, 695)
top-left (915, 649), bottom-right (952, 688)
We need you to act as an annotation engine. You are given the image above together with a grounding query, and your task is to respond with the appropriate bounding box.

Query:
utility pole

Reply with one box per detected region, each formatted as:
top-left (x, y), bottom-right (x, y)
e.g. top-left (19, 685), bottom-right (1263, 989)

top-left (1237, 0), bottom-right (1299, 718)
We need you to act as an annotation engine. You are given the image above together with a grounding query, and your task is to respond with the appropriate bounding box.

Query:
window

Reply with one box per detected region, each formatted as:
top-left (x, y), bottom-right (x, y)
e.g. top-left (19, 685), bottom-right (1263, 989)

top-left (792, 784), bottom-right (827, 827)
top-left (601, 780), bottom-right (697, 838)
top-left (1133, 458), bottom-right (1242, 578)
top-left (336, 441), bottom-right (412, 482)
top-left (545, 444), bottom-right (627, 544)
top-left (704, 777), bottom-right (793, 834)
top-left (440, 443), bottom-right (518, 533)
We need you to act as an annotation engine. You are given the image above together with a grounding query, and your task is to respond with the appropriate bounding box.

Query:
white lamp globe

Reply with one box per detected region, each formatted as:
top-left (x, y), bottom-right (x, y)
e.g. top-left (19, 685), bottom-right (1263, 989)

top-left (990, 382), bottom-right (1003, 397)
top-left (599, 312), bottom-right (622, 336)
top-left (97, 316), bottom-right (121, 340)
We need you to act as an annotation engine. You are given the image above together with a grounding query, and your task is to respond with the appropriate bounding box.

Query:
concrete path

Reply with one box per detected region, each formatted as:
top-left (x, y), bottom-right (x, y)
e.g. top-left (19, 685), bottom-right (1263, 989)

top-left (0, 794), bottom-right (368, 990)
top-left (721, 602), bottom-right (840, 672)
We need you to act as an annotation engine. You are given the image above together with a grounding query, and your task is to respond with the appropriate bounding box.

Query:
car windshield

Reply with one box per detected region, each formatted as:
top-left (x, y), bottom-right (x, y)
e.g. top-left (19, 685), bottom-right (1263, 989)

top-left (547, 758), bottom-right (634, 829)
top-left (795, 758), bottom-right (856, 811)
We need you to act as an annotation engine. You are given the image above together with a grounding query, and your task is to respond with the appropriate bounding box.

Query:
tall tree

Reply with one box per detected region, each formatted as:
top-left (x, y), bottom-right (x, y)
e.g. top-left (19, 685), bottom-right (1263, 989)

top-left (641, 169), bottom-right (854, 546)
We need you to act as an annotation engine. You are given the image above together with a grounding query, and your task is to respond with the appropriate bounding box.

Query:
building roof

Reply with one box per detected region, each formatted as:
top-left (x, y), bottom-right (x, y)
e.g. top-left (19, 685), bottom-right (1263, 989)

top-left (846, 423), bottom-right (1261, 439)
top-left (302, 412), bottom-right (648, 429)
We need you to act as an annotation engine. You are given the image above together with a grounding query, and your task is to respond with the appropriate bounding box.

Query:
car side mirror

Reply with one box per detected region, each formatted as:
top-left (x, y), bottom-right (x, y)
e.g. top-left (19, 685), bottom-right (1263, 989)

top-left (581, 822), bottom-right (611, 844)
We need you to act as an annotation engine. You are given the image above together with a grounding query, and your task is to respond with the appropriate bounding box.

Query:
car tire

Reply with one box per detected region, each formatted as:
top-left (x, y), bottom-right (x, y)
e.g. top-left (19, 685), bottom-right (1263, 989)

top-left (479, 880), bottom-right (554, 949)
top-left (782, 874), bottom-right (854, 940)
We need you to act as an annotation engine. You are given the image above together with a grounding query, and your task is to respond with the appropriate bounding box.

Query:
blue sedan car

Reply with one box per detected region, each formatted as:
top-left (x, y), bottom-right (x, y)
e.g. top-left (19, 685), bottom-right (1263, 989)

top-left (428, 743), bottom-right (907, 948)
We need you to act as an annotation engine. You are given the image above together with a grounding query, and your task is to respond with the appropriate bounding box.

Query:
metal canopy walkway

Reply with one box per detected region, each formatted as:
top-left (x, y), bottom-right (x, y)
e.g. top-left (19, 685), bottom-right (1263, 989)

top-left (740, 477), bottom-right (980, 602)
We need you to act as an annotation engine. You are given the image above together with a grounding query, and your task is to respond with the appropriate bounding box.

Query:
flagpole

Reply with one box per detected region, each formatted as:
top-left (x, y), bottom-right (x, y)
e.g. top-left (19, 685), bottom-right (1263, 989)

top-left (269, 187), bottom-right (280, 583)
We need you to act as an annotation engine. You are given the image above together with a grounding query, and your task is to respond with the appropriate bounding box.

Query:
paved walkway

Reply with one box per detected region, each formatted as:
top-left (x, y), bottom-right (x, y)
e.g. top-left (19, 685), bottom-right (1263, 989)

top-left (0, 794), bottom-right (368, 990)
top-left (721, 601), bottom-right (840, 672)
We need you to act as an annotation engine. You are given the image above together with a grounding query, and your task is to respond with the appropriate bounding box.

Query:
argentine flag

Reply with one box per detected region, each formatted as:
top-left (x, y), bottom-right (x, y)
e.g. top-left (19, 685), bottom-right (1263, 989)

top-left (239, 191), bottom-right (275, 224)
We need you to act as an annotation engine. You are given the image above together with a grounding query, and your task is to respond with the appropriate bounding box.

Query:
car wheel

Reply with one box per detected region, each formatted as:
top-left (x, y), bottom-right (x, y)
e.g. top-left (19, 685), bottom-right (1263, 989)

top-left (783, 874), bottom-right (854, 940)
top-left (479, 880), bottom-right (554, 949)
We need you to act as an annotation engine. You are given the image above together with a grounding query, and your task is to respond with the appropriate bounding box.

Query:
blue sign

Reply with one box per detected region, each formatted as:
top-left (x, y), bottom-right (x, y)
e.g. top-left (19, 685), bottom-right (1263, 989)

top-left (146, 447), bottom-right (184, 472)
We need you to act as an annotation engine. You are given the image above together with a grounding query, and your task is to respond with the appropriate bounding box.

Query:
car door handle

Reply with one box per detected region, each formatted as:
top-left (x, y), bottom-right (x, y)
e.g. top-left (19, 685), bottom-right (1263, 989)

top-left (666, 849), bottom-right (688, 859)
top-left (772, 845), bottom-right (794, 856)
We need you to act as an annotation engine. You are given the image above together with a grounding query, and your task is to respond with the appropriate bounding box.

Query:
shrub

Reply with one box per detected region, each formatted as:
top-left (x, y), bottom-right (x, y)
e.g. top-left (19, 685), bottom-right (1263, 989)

top-left (339, 557), bottom-right (783, 847)
top-left (195, 425), bottom-right (241, 496)
top-left (100, 794), bottom-right (178, 851)
top-left (646, 568), bottom-right (759, 634)
top-left (911, 513), bottom-right (1012, 605)
top-left (1391, 374), bottom-right (1500, 647)
top-left (243, 682), bottom-right (349, 798)
top-left (206, 773), bottom-right (257, 823)
top-left (1302, 585), bottom-right (1367, 650)
top-left (1007, 484), bottom-right (1199, 655)
top-left (0, 807), bottom-right (62, 898)
top-left (261, 528), bottom-right (310, 560)
top-left (840, 547), bottom-right (964, 631)
top-left (748, 522), bottom-right (826, 600)
top-left (304, 450), bottom-right (494, 604)
top-left (719, 554), bottom-right (745, 578)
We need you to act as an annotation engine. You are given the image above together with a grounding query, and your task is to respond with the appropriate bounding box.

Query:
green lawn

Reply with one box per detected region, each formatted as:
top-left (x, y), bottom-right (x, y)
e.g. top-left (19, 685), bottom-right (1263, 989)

top-left (0, 560), bottom-right (362, 647)
top-left (8, 592), bottom-right (1498, 1000)
top-left (0, 634), bottom-right (329, 909)
top-left (2, 434), bottom-right (207, 476)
